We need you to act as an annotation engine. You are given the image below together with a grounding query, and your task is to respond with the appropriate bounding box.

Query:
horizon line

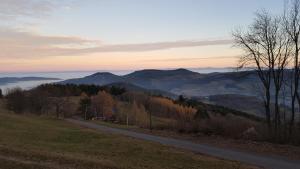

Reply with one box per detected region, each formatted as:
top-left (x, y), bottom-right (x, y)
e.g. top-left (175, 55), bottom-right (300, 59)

top-left (0, 66), bottom-right (254, 74)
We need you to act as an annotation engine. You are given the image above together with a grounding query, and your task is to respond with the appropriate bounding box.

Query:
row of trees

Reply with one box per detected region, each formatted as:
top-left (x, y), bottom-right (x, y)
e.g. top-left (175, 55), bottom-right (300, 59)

top-left (233, 0), bottom-right (300, 141)
top-left (79, 90), bottom-right (199, 131)
top-left (3, 84), bottom-right (273, 141)
top-left (35, 84), bottom-right (126, 97)
top-left (4, 84), bottom-right (124, 117)
top-left (5, 88), bottom-right (75, 118)
top-left (4, 84), bottom-right (127, 119)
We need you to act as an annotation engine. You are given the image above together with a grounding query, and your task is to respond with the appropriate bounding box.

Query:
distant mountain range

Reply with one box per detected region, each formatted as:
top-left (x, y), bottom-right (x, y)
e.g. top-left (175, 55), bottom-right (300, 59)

top-left (59, 68), bottom-right (275, 117)
top-left (60, 68), bottom-right (260, 97)
top-left (0, 68), bottom-right (291, 119)
top-left (0, 69), bottom-right (290, 118)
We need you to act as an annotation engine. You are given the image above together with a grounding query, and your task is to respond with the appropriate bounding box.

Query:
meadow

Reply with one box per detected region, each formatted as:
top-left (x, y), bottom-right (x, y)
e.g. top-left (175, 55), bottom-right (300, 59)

top-left (0, 106), bottom-right (252, 169)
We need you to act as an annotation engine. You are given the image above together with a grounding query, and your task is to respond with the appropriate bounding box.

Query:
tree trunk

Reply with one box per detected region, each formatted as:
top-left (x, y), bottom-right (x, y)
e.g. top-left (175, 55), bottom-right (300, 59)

top-left (274, 89), bottom-right (281, 139)
top-left (149, 111), bottom-right (152, 131)
top-left (265, 89), bottom-right (272, 131)
top-left (290, 47), bottom-right (299, 137)
top-left (85, 104), bottom-right (88, 120)
top-left (126, 112), bottom-right (129, 126)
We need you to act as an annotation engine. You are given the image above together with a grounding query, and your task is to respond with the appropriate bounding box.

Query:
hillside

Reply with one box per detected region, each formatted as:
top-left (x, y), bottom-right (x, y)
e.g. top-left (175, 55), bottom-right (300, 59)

top-left (59, 69), bottom-right (264, 116)
top-left (104, 82), bottom-right (177, 98)
top-left (60, 68), bottom-right (204, 91)
top-left (60, 72), bottom-right (123, 86)
top-left (171, 71), bottom-right (259, 96)
top-left (124, 69), bottom-right (203, 90)
top-left (196, 94), bottom-right (265, 117)
top-left (60, 69), bottom-right (259, 97)
top-left (0, 103), bottom-right (248, 169)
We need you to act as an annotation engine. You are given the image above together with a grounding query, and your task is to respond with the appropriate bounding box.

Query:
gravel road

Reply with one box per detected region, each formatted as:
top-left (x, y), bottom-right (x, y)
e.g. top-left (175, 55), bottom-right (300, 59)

top-left (66, 119), bottom-right (300, 169)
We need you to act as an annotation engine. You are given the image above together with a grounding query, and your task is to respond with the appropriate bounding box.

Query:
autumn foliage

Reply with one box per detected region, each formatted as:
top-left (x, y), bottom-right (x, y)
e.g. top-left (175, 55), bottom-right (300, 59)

top-left (4, 84), bottom-right (266, 141)
top-left (91, 91), bottom-right (115, 119)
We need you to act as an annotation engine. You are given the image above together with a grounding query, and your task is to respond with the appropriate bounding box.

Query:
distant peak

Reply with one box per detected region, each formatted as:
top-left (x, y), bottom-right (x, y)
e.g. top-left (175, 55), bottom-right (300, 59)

top-left (175, 68), bottom-right (186, 70)
top-left (170, 68), bottom-right (199, 74)
top-left (173, 68), bottom-right (191, 72)
top-left (89, 72), bottom-right (117, 77)
top-left (134, 69), bottom-right (160, 72)
top-left (132, 68), bottom-right (191, 73)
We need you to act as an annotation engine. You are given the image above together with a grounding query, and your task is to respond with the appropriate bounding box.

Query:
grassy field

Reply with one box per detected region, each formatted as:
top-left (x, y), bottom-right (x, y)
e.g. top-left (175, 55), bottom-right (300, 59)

top-left (0, 110), bottom-right (255, 169)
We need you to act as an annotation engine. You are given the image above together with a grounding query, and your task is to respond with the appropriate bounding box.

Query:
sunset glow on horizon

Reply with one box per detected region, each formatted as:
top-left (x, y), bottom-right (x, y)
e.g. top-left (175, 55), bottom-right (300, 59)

top-left (0, 0), bottom-right (284, 72)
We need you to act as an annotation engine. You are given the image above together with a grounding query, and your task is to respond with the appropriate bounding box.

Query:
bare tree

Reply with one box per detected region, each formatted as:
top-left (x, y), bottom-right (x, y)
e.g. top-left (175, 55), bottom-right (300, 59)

top-left (91, 91), bottom-right (114, 120)
top-left (270, 17), bottom-right (291, 135)
top-left (233, 11), bottom-right (274, 130)
top-left (284, 0), bottom-right (300, 133)
top-left (233, 10), bottom-right (291, 135)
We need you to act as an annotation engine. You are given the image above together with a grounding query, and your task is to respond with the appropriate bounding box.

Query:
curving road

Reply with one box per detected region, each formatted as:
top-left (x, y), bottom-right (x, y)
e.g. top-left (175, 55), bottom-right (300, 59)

top-left (66, 119), bottom-right (300, 169)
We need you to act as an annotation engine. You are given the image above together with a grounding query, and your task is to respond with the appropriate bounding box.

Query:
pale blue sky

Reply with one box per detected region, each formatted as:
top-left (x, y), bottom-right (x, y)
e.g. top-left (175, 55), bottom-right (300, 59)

top-left (39, 0), bottom-right (284, 43)
top-left (0, 0), bottom-right (286, 72)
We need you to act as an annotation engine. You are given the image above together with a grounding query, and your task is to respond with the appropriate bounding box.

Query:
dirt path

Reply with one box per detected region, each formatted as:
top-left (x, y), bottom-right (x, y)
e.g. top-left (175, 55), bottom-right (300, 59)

top-left (66, 119), bottom-right (300, 169)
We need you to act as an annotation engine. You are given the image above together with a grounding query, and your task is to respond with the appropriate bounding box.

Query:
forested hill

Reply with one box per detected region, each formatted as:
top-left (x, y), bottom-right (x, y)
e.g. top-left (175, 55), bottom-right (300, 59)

top-left (60, 68), bottom-right (260, 97)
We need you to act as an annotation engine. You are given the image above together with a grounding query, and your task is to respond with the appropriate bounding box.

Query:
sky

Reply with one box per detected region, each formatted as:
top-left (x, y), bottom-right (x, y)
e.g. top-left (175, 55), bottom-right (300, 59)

top-left (0, 0), bottom-right (285, 72)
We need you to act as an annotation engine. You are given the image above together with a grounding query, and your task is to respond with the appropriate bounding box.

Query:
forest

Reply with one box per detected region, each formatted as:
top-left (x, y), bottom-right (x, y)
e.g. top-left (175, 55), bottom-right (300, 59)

top-left (3, 83), bottom-right (299, 145)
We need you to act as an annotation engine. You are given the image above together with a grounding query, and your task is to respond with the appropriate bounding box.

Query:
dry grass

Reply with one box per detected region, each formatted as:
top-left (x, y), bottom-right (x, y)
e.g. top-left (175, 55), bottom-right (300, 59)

top-left (0, 105), bottom-right (254, 169)
top-left (94, 119), bottom-right (300, 161)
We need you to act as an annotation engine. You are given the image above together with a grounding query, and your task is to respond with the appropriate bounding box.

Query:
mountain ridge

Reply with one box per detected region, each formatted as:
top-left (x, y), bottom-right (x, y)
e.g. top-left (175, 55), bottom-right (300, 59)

top-left (59, 68), bottom-right (260, 97)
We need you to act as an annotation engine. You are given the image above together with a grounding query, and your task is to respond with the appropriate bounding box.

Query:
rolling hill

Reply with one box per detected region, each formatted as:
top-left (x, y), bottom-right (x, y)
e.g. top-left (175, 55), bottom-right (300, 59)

top-left (58, 69), bottom-right (272, 117)
top-left (60, 68), bottom-right (260, 97)
top-left (60, 72), bottom-right (123, 86)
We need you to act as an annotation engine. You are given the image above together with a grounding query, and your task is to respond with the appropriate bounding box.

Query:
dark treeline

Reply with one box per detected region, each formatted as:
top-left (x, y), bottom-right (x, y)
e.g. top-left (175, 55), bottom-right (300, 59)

top-left (35, 83), bottom-right (127, 97)
top-left (36, 84), bottom-right (106, 96)
top-left (4, 84), bottom-right (126, 117)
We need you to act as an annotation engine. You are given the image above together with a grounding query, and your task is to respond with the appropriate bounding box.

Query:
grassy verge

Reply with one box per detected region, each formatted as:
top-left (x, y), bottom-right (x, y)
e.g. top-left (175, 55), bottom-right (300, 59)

top-left (93, 120), bottom-right (300, 161)
top-left (0, 110), bottom-right (256, 169)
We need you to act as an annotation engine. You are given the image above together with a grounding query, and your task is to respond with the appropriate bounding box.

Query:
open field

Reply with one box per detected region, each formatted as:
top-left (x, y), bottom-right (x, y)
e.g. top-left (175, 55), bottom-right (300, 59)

top-left (0, 110), bottom-right (255, 169)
